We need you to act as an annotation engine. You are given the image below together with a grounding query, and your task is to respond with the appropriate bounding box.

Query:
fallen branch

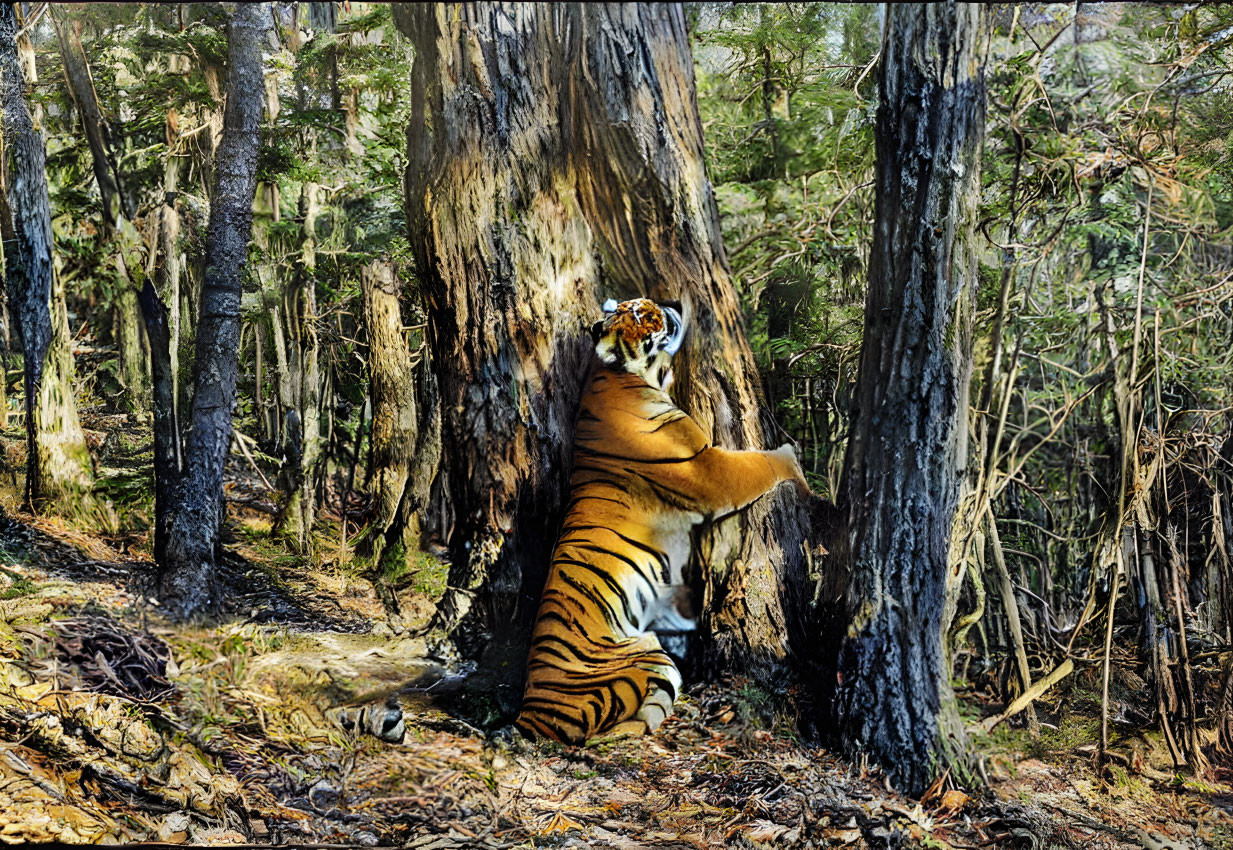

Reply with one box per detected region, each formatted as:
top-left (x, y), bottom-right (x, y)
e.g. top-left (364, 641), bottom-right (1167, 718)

top-left (224, 495), bottom-right (281, 515)
top-left (980, 658), bottom-right (1074, 732)
top-left (231, 430), bottom-right (277, 492)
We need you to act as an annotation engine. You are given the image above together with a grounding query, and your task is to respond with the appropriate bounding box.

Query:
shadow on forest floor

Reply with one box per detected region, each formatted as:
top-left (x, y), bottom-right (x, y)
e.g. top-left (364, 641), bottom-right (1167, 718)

top-left (0, 509), bottom-right (1228, 847)
top-left (0, 418), bottom-right (1228, 847)
top-left (0, 509), bottom-right (370, 633)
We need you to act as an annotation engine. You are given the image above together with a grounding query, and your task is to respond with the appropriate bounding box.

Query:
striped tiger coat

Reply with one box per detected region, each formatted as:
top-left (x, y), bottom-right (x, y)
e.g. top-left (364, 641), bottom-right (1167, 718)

top-left (516, 298), bottom-right (810, 744)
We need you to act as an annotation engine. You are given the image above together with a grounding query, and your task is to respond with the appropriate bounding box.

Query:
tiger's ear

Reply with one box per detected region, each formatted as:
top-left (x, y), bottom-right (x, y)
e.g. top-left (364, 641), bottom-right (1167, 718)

top-left (590, 320), bottom-right (605, 344)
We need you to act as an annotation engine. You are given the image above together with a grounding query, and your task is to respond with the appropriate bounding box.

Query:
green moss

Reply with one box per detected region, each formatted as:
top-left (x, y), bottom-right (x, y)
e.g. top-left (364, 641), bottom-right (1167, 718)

top-left (0, 568), bottom-right (35, 599)
top-left (1033, 715), bottom-right (1100, 755)
top-left (377, 542), bottom-right (448, 599)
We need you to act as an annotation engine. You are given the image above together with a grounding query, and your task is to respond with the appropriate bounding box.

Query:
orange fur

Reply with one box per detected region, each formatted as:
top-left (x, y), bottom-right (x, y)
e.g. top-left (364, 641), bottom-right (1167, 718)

top-left (516, 300), bottom-right (808, 743)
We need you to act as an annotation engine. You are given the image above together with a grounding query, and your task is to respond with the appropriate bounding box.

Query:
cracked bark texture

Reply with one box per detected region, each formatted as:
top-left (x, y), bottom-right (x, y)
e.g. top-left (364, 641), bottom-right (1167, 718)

top-left (397, 3), bottom-right (814, 711)
top-left (158, 3), bottom-right (271, 618)
top-left (0, 5), bottom-right (93, 510)
top-left (831, 4), bottom-right (988, 796)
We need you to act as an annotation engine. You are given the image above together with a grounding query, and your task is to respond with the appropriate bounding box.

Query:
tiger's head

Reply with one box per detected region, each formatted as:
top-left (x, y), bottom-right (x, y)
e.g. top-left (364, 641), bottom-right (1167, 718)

top-left (590, 297), bottom-right (685, 391)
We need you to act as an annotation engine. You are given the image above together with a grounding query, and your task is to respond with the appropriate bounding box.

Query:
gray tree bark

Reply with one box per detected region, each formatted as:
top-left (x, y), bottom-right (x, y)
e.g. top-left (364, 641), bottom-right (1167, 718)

top-left (397, 3), bottom-right (814, 710)
top-left (0, 4), bottom-right (93, 511)
top-left (158, 3), bottom-right (271, 617)
top-left (830, 3), bottom-right (988, 796)
top-left (270, 182), bottom-right (324, 551)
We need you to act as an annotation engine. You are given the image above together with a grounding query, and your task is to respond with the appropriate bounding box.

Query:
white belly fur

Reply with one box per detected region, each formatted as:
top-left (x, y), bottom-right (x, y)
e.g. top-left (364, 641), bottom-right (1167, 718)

top-left (640, 510), bottom-right (703, 634)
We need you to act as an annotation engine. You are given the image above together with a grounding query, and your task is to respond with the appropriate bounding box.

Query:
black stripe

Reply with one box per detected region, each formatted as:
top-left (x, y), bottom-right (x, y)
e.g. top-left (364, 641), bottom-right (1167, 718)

top-left (559, 525), bottom-right (671, 580)
top-left (554, 558), bottom-right (637, 625)
top-left (563, 492), bottom-right (629, 511)
top-left (575, 445), bottom-right (706, 465)
top-left (518, 702), bottom-right (585, 728)
top-left (532, 611), bottom-right (617, 652)
top-left (552, 575), bottom-right (621, 629)
top-left (571, 543), bottom-right (659, 597)
top-left (643, 415), bottom-right (686, 434)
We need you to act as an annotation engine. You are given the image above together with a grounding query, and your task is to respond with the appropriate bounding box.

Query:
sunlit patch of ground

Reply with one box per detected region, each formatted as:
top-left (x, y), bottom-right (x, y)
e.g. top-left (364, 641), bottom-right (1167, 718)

top-left (0, 504), bottom-right (1228, 846)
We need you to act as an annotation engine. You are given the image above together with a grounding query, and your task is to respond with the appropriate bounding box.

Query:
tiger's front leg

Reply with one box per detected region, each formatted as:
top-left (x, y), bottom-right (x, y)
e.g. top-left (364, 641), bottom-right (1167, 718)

top-left (657, 443), bottom-right (811, 519)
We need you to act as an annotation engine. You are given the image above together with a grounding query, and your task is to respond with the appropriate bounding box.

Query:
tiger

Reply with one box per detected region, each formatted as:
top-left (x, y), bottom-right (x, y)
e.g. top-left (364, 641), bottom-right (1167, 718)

top-left (516, 297), bottom-right (811, 744)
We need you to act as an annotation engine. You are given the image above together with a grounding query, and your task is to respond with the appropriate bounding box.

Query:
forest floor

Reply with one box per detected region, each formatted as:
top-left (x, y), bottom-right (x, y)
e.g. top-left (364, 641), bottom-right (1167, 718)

top-left (0, 414), bottom-right (1228, 848)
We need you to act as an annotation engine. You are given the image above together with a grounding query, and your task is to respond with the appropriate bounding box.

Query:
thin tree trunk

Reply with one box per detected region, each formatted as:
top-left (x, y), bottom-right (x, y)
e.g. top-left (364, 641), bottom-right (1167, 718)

top-left (50, 9), bottom-right (126, 226)
top-left (113, 285), bottom-right (150, 412)
top-left (52, 7), bottom-right (150, 415)
top-left (360, 259), bottom-right (440, 580)
top-left (397, 3), bottom-right (814, 701)
top-left (830, 3), bottom-right (988, 796)
top-left (136, 125), bottom-right (185, 564)
top-left (158, 3), bottom-right (271, 618)
top-left (138, 276), bottom-right (177, 563)
top-left (274, 182), bottom-right (323, 550)
top-left (0, 5), bottom-right (93, 510)
top-left (988, 509), bottom-right (1038, 733)
top-left (157, 149), bottom-right (182, 444)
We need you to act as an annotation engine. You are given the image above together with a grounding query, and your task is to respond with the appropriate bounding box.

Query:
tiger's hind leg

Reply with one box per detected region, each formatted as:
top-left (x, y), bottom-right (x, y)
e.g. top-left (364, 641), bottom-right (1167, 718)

top-left (584, 684), bottom-right (677, 744)
top-left (585, 650), bottom-right (682, 744)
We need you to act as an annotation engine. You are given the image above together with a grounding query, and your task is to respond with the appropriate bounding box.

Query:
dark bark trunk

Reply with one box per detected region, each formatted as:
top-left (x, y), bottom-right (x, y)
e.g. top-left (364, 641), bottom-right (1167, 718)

top-left (398, 3), bottom-right (814, 708)
top-left (0, 4), bottom-right (92, 510)
top-left (139, 122), bottom-right (185, 565)
top-left (138, 278), bottom-right (178, 564)
top-left (359, 260), bottom-right (440, 585)
top-left (158, 3), bottom-right (271, 618)
top-left (830, 3), bottom-right (988, 796)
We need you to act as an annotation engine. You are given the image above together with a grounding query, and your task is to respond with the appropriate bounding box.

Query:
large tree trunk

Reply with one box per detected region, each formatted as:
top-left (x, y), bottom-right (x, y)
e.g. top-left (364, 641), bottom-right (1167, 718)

top-left (158, 3), bottom-right (270, 618)
top-left (397, 3), bottom-right (814, 707)
top-left (0, 5), bottom-right (93, 510)
top-left (830, 3), bottom-right (988, 796)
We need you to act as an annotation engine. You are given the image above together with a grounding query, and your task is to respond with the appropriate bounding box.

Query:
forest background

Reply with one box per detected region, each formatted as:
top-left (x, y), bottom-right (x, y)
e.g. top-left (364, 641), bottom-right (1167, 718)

top-left (0, 2), bottom-right (1229, 847)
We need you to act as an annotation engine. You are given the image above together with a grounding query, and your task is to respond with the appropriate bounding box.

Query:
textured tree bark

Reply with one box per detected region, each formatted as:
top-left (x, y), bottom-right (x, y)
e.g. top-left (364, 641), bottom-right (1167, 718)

top-left (830, 3), bottom-right (988, 796)
top-left (158, 3), bottom-right (271, 618)
top-left (360, 260), bottom-right (440, 588)
top-left (397, 3), bottom-right (814, 707)
top-left (138, 116), bottom-right (186, 564)
top-left (138, 276), bottom-right (177, 564)
top-left (0, 5), bottom-right (93, 510)
top-left (113, 286), bottom-right (150, 412)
